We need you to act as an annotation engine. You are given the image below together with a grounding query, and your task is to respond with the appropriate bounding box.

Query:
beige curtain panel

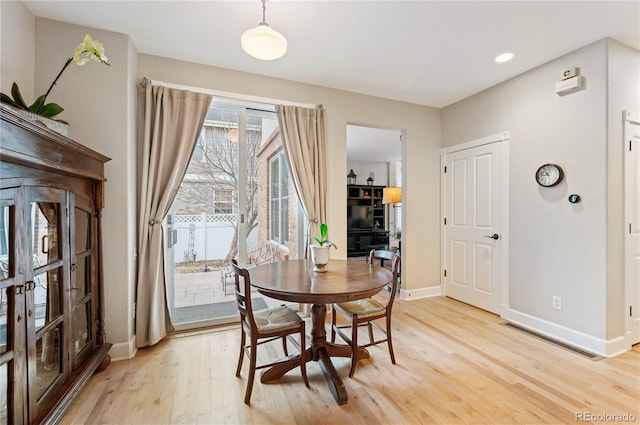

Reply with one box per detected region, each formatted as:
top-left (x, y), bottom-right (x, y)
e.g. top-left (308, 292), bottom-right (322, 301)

top-left (136, 82), bottom-right (212, 347)
top-left (276, 105), bottom-right (327, 257)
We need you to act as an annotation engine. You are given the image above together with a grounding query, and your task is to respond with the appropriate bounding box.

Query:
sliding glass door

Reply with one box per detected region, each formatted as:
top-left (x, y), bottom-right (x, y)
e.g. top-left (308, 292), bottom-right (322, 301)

top-left (166, 98), bottom-right (301, 329)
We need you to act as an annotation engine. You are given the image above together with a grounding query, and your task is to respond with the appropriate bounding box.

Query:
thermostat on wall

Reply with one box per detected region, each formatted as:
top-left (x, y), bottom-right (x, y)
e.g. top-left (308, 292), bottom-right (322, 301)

top-left (561, 67), bottom-right (578, 80)
top-left (555, 75), bottom-right (585, 96)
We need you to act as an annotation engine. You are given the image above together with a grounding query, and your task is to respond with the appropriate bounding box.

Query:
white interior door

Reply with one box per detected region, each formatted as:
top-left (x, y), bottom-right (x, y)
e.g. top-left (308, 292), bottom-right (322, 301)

top-left (625, 111), bottom-right (640, 345)
top-left (443, 138), bottom-right (504, 314)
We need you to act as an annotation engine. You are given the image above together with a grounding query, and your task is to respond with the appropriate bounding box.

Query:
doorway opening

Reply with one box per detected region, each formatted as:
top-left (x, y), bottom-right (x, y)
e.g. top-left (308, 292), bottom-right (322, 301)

top-left (624, 111), bottom-right (639, 345)
top-left (346, 124), bottom-right (404, 261)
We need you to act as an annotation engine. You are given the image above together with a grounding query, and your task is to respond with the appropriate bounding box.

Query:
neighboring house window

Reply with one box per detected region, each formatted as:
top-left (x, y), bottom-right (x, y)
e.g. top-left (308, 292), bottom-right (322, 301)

top-left (192, 133), bottom-right (206, 162)
top-left (213, 189), bottom-right (233, 214)
top-left (270, 151), bottom-right (289, 246)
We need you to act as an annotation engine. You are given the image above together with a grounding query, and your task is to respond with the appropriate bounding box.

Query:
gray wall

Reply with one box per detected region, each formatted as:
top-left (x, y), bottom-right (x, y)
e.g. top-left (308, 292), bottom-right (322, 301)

top-left (137, 54), bottom-right (443, 299)
top-left (33, 18), bottom-right (139, 358)
top-left (442, 39), bottom-right (639, 355)
top-left (1, 1), bottom-right (34, 101)
top-left (346, 160), bottom-right (390, 187)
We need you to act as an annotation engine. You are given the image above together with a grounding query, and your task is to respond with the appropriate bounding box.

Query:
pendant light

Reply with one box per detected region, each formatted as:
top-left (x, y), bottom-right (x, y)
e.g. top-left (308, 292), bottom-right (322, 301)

top-left (241, 0), bottom-right (287, 60)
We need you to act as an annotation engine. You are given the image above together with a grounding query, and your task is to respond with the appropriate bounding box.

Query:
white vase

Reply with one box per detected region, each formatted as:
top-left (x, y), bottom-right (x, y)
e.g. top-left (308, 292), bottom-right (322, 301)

top-left (310, 245), bottom-right (331, 273)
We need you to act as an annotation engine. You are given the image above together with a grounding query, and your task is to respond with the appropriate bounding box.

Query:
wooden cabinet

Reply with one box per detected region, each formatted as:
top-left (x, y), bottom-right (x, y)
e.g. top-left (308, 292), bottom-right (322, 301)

top-left (346, 185), bottom-right (388, 257)
top-left (0, 105), bottom-right (111, 424)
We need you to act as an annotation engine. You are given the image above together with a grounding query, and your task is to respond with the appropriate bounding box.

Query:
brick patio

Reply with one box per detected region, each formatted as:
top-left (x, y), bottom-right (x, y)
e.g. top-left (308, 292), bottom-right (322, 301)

top-left (174, 270), bottom-right (229, 308)
top-left (173, 269), bottom-right (281, 312)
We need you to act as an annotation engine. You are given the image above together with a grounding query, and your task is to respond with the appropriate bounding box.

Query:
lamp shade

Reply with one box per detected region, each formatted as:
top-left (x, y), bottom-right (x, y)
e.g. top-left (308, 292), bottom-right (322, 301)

top-left (382, 187), bottom-right (402, 204)
top-left (241, 23), bottom-right (287, 60)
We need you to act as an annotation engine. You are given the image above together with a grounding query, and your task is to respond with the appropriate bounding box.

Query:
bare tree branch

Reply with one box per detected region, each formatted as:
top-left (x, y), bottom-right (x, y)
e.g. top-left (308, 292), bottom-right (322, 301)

top-left (178, 112), bottom-right (265, 263)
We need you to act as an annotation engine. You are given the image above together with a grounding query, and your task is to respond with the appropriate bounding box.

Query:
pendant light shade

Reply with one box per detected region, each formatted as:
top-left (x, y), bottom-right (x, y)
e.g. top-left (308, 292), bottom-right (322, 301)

top-left (241, 0), bottom-right (287, 60)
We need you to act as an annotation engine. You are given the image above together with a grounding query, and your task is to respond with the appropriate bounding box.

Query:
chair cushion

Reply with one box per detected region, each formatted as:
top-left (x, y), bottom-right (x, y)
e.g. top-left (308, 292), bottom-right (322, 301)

top-left (334, 298), bottom-right (386, 320)
top-left (254, 305), bottom-right (302, 332)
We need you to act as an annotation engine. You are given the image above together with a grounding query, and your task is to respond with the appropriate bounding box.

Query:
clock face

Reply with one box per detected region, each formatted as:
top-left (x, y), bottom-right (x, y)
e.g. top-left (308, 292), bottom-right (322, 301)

top-left (535, 164), bottom-right (563, 187)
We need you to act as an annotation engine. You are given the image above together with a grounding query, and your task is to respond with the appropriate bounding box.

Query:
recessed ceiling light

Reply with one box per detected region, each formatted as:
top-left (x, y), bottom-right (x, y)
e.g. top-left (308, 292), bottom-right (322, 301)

top-left (494, 52), bottom-right (514, 63)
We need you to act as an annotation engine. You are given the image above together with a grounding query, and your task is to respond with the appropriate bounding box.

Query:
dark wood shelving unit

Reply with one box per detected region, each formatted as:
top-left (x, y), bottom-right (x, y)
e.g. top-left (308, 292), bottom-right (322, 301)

top-left (346, 184), bottom-right (389, 257)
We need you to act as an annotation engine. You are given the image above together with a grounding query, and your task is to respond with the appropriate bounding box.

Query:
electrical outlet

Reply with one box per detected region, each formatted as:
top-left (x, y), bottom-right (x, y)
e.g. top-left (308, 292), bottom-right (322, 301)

top-left (552, 296), bottom-right (562, 310)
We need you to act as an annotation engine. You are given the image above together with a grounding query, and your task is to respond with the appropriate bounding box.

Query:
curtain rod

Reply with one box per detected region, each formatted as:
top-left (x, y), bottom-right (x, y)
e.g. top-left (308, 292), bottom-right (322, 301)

top-left (140, 77), bottom-right (316, 109)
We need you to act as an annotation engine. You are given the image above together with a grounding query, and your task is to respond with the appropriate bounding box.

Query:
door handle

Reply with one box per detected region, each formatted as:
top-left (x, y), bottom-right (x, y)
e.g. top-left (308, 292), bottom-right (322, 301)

top-left (484, 234), bottom-right (499, 240)
top-left (167, 229), bottom-right (178, 248)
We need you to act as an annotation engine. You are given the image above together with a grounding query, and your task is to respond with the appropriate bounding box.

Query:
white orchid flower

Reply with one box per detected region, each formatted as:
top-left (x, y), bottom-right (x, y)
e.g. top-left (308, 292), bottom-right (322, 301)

top-left (73, 35), bottom-right (110, 66)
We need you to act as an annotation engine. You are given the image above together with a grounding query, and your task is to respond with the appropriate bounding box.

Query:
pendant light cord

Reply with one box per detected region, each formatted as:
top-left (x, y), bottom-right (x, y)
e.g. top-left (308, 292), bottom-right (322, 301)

top-left (261, 0), bottom-right (267, 24)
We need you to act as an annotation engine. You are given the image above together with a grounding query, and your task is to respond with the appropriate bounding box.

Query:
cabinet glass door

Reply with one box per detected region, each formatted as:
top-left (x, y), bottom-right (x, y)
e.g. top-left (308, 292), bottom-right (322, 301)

top-left (0, 189), bottom-right (16, 425)
top-left (28, 188), bottom-right (68, 420)
top-left (71, 196), bottom-right (95, 362)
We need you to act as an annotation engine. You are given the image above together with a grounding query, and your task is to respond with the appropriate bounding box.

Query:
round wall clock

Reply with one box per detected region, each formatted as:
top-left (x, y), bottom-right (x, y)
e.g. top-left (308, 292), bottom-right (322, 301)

top-left (535, 163), bottom-right (564, 187)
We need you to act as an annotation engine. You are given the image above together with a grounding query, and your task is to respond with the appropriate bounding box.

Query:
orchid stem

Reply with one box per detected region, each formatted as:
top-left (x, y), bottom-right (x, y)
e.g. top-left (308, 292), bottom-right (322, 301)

top-left (42, 57), bottom-right (73, 104)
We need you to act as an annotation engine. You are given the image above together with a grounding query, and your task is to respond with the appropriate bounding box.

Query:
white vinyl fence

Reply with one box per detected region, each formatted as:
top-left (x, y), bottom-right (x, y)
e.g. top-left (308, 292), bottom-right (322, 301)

top-left (171, 213), bottom-right (257, 262)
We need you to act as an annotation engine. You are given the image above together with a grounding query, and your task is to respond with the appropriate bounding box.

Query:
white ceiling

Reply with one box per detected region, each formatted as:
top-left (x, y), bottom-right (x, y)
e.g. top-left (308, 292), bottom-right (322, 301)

top-left (22, 0), bottom-right (639, 161)
top-left (347, 125), bottom-right (402, 162)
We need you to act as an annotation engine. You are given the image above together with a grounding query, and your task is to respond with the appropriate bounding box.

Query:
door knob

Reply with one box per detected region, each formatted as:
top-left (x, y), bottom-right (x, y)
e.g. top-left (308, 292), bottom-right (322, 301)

top-left (484, 234), bottom-right (499, 240)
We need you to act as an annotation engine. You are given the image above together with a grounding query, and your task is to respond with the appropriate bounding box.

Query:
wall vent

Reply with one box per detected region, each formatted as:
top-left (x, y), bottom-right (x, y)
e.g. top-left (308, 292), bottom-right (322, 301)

top-left (503, 322), bottom-right (602, 361)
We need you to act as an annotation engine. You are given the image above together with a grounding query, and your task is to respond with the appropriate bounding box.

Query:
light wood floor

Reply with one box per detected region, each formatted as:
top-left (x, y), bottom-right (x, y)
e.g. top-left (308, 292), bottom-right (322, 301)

top-left (61, 296), bottom-right (640, 425)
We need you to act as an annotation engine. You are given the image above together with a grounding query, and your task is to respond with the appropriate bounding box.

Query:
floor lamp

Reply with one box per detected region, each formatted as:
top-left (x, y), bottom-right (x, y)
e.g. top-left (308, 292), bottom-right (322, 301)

top-left (382, 187), bottom-right (402, 252)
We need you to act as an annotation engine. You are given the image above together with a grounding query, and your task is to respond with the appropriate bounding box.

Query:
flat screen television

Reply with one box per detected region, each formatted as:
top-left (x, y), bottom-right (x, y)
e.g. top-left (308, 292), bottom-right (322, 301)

top-left (347, 205), bottom-right (374, 230)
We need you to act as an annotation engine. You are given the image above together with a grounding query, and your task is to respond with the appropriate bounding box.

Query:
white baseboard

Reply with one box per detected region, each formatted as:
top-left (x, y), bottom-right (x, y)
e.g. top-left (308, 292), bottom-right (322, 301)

top-left (400, 284), bottom-right (442, 301)
top-left (506, 308), bottom-right (628, 358)
top-left (108, 334), bottom-right (138, 361)
top-left (500, 303), bottom-right (510, 319)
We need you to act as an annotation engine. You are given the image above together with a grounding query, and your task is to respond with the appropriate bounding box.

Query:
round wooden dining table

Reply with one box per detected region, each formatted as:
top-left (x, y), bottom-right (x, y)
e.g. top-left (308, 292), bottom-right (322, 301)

top-left (248, 258), bottom-right (392, 405)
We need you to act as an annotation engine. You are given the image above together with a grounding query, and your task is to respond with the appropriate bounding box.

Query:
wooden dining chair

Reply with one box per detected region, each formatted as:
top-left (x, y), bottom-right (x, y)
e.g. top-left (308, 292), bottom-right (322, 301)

top-left (231, 260), bottom-right (309, 404)
top-left (330, 249), bottom-right (400, 378)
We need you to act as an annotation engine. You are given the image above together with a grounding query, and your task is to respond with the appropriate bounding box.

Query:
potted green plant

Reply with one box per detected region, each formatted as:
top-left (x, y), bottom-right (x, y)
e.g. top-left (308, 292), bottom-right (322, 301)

top-left (308, 223), bottom-right (337, 273)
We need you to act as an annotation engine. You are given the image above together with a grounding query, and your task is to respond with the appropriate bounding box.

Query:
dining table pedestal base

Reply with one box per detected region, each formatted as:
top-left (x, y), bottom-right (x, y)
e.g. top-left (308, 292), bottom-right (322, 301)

top-left (249, 260), bottom-right (391, 405)
top-left (259, 303), bottom-right (369, 405)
